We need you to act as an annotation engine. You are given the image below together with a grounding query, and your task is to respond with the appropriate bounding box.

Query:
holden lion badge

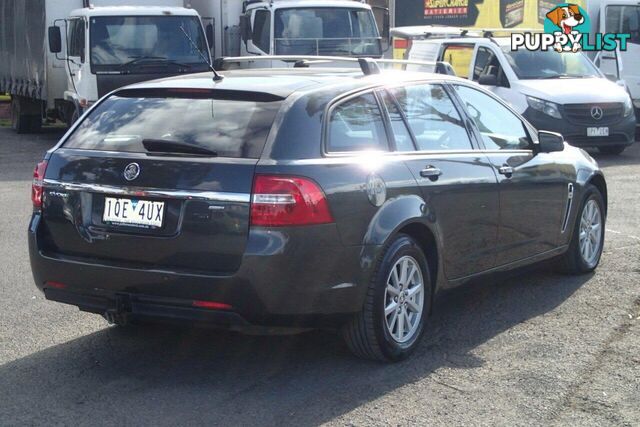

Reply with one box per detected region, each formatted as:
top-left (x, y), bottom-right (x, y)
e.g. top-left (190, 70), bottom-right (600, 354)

top-left (123, 162), bottom-right (141, 181)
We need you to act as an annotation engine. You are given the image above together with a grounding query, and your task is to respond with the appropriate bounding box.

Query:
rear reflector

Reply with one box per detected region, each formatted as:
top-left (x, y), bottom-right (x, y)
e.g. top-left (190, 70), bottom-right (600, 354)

top-left (31, 160), bottom-right (48, 209)
top-left (45, 281), bottom-right (67, 289)
top-left (250, 175), bottom-right (334, 227)
top-left (192, 300), bottom-right (232, 310)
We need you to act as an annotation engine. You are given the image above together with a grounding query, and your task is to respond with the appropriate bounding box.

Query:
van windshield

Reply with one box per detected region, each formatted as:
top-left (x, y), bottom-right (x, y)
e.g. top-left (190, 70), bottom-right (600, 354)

top-left (63, 91), bottom-right (282, 158)
top-left (501, 48), bottom-right (600, 79)
top-left (90, 15), bottom-right (209, 72)
top-left (274, 8), bottom-right (381, 56)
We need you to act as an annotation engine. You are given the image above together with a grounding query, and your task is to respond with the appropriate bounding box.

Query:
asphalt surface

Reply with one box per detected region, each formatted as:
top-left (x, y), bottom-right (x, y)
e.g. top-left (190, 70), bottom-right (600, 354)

top-left (1, 126), bottom-right (639, 426)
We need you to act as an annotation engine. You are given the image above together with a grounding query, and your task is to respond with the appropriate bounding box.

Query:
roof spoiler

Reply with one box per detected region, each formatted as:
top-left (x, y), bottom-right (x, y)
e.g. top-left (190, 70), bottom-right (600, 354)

top-left (213, 56), bottom-right (456, 77)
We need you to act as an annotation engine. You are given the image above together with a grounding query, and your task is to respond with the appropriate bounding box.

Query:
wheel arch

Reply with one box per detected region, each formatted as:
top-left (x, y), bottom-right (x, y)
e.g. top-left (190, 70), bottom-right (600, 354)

top-left (586, 172), bottom-right (607, 215)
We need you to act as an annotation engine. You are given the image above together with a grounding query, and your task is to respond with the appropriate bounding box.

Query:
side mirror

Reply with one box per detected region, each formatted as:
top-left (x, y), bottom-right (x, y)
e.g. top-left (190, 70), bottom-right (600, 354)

top-left (537, 131), bottom-right (565, 153)
top-left (48, 26), bottom-right (62, 53)
top-left (239, 15), bottom-right (252, 43)
top-left (478, 73), bottom-right (498, 86)
top-left (372, 6), bottom-right (390, 51)
top-left (205, 23), bottom-right (214, 51)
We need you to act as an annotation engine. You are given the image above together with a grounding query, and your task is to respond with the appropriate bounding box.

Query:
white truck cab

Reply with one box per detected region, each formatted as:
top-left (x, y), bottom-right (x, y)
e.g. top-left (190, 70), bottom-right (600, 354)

top-left (49, 6), bottom-right (210, 124)
top-left (405, 34), bottom-right (636, 155)
top-left (190, 0), bottom-right (387, 59)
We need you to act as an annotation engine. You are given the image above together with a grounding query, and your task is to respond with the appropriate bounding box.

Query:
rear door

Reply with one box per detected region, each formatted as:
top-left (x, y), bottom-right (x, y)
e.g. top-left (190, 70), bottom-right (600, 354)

top-left (41, 88), bottom-right (283, 274)
top-left (381, 83), bottom-right (500, 280)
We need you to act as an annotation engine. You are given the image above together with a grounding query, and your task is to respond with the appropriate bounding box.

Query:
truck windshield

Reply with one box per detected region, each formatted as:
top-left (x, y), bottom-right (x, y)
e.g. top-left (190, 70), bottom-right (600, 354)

top-left (90, 16), bottom-right (209, 72)
top-left (501, 48), bottom-right (600, 79)
top-left (274, 8), bottom-right (381, 57)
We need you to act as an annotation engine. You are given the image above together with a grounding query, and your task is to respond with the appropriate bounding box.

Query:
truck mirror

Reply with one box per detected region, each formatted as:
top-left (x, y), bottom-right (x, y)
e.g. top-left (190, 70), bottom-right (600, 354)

top-left (48, 26), bottom-right (62, 54)
top-left (206, 24), bottom-right (214, 50)
top-left (239, 15), bottom-right (252, 43)
top-left (372, 6), bottom-right (390, 51)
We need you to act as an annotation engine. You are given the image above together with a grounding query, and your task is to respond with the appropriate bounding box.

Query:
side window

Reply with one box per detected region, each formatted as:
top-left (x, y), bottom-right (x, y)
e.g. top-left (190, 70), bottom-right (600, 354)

top-left (439, 44), bottom-right (474, 78)
top-left (328, 93), bottom-right (389, 153)
top-left (454, 85), bottom-right (531, 150)
top-left (68, 19), bottom-right (85, 61)
top-left (390, 84), bottom-right (472, 151)
top-left (252, 10), bottom-right (271, 53)
top-left (472, 47), bottom-right (494, 80)
top-left (378, 90), bottom-right (415, 152)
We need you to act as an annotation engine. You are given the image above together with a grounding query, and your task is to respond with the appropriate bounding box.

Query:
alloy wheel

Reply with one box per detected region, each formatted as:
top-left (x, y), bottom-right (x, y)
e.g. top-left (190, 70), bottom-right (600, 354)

top-left (384, 255), bottom-right (425, 343)
top-left (579, 199), bottom-right (603, 268)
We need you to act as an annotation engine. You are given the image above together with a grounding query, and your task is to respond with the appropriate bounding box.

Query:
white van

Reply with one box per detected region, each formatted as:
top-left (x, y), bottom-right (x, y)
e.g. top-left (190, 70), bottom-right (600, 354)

top-left (406, 35), bottom-right (636, 155)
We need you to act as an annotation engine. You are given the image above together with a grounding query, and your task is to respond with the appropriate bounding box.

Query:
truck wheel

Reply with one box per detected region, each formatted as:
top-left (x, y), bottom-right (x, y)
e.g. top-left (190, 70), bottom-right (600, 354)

top-left (598, 145), bottom-right (626, 155)
top-left (342, 234), bottom-right (431, 362)
top-left (558, 184), bottom-right (605, 275)
top-left (10, 97), bottom-right (30, 134)
top-left (66, 106), bottom-right (80, 129)
top-left (10, 96), bottom-right (41, 134)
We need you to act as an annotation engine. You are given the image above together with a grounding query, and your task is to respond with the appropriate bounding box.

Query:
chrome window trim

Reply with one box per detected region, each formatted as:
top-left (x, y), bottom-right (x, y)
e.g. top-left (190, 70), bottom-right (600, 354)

top-left (43, 179), bottom-right (250, 203)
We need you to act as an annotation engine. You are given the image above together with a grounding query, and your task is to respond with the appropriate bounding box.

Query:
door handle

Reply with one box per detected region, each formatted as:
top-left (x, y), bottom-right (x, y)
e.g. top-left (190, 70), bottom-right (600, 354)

top-left (498, 165), bottom-right (514, 177)
top-left (420, 165), bottom-right (442, 180)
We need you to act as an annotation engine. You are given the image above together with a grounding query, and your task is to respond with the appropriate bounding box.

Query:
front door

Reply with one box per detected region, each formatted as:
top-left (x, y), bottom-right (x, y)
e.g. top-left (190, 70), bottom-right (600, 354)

top-left (380, 84), bottom-right (500, 280)
top-left (452, 84), bottom-right (570, 266)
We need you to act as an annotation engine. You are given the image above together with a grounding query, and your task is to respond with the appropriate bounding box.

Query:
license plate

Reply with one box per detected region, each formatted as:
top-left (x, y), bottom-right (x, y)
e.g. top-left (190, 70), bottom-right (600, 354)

top-left (103, 197), bottom-right (164, 228)
top-left (587, 127), bottom-right (609, 137)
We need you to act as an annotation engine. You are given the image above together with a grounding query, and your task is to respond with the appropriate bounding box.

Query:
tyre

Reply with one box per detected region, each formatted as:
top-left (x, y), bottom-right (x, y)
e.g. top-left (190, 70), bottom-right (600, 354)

top-left (342, 234), bottom-right (431, 362)
top-left (10, 97), bottom-right (30, 134)
top-left (66, 105), bottom-right (80, 129)
top-left (558, 184), bottom-right (605, 274)
top-left (598, 145), bottom-right (627, 155)
top-left (10, 96), bottom-right (41, 133)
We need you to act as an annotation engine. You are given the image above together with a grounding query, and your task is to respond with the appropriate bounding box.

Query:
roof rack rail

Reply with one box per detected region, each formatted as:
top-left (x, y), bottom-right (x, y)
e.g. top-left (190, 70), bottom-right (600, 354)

top-left (214, 55), bottom-right (452, 76)
top-left (391, 25), bottom-right (542, 40)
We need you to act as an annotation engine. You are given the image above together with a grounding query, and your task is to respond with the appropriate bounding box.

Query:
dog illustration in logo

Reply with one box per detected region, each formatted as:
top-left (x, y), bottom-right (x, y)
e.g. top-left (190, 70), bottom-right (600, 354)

top-left (546, 4), bottom-right (585, 52)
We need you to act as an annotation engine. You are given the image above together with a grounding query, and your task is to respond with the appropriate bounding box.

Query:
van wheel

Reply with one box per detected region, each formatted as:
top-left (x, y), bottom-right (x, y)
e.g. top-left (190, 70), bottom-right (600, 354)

top-left (558, 185), bottom-right (605, 274)
top-left (598, 145), bottom-right (626, 155)
top-left (342, 234), bottom-right (431, 362)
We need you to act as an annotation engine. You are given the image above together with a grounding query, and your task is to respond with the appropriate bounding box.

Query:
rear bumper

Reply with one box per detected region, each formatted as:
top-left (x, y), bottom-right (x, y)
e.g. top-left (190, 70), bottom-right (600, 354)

top-left (29, 213), bottom-right (376, 328)
top-left (523, 108), bottom-right (636, 148)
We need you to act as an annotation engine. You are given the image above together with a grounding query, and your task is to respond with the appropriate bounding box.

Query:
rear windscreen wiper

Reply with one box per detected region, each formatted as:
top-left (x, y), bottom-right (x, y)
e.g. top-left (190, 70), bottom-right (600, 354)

top-left (142, 139), bottom-right (218, 156)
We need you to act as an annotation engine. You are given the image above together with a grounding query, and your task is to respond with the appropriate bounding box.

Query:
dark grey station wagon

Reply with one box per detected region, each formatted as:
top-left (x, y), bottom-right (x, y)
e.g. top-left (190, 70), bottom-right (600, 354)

top-left (29, 62), bottom-right (607, 361)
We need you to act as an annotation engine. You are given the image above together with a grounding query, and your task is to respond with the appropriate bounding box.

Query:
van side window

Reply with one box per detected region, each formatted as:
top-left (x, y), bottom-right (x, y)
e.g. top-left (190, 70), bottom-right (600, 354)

top-left (68, 19), bottom-right (85, 61)
top-left (390, 84), bottom-right (472, 151)
top-left (253, 10), bottom-right (271, 53)
top-left (439, 44), bottom-right (474, 78)
top-left (473, 47), bottom-right (494, 80)
top-left (328, 93), bottom-right (389, 152)
top-left (454, 85), bottom-right (532, 150)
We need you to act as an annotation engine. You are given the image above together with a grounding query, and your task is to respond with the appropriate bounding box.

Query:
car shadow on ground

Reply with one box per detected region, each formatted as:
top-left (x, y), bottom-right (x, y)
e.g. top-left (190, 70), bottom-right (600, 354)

top-left (0, 267), bottom-right (592, 425)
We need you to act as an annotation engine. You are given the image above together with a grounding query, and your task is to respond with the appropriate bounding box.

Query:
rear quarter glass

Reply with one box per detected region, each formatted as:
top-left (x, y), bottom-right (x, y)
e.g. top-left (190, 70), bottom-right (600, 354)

top-left (63, 89), bottom-right (283, 159)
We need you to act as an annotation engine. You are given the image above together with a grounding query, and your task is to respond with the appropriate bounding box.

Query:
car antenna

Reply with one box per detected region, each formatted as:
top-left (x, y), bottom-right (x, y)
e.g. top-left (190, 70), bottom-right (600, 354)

top-left (179, 25), bottom-right (223, 82)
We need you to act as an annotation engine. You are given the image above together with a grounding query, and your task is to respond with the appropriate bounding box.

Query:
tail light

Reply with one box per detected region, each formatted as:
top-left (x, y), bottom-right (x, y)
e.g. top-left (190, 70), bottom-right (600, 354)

top-left (31, 160), bottom-right (48, 209)
top-left (250, 175), bottom-right (334, 227)
top-left (192, 300), bottom-right (232, 310)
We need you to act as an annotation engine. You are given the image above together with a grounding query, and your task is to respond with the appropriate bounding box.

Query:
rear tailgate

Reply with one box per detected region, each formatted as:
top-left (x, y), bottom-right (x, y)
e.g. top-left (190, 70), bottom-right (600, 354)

top-left (38, 89), bottom-right (282, 274)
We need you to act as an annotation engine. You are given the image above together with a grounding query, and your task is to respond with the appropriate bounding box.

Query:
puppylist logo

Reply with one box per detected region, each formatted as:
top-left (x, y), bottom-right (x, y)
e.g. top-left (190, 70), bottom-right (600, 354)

top-left (511, 3), bottom-right (630, 52)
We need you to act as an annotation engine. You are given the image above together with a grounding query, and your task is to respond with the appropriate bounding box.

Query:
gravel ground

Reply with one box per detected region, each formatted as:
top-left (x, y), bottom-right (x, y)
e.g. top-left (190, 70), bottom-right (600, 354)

top-left (0, 127), bottom-right (638, 426)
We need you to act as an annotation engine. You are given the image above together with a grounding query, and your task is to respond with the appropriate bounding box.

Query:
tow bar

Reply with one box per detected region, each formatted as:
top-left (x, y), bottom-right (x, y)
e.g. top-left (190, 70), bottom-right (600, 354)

top-left (104, 293), bottom-right (132, 326)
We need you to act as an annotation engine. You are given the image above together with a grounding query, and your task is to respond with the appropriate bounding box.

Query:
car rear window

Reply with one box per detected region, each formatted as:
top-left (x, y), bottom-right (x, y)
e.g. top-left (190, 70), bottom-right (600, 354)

top-left (63, 90), bottom-right (283, 158)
